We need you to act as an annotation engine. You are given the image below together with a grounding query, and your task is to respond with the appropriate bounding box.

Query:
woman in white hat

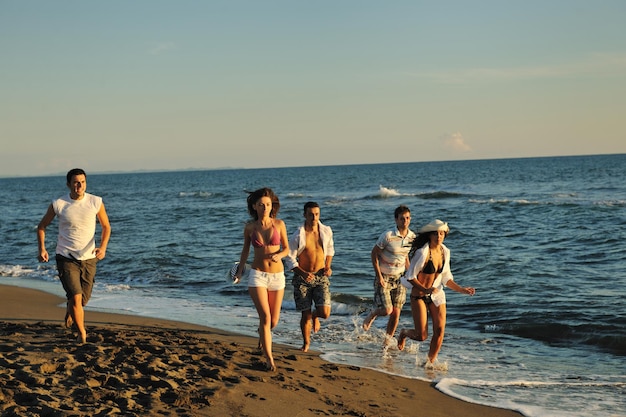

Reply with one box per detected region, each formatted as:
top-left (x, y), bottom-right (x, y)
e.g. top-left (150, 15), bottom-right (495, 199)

top-left (398, 219), bottom-right (475, 366)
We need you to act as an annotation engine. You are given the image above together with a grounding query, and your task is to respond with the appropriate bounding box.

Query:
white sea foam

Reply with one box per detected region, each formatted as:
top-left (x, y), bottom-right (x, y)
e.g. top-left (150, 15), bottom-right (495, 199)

top-left (378, 185), bottom-right (401, 197)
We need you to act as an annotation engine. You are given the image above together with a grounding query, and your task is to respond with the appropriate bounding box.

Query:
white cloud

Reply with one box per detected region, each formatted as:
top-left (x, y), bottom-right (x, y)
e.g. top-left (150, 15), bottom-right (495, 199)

top-left (442, 132), bottom-right (472, 152)
top-left (149, 42), bottom-right (176, 55)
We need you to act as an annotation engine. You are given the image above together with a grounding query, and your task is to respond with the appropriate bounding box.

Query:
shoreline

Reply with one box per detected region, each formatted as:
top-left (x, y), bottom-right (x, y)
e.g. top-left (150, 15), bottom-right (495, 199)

top-left (0, 283), bottom-right (523, 416)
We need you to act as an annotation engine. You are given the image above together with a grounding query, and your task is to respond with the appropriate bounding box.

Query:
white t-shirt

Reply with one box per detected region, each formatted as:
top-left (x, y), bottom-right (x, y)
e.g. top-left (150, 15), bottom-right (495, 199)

top-left (52, 193), bottom-right (102, 260)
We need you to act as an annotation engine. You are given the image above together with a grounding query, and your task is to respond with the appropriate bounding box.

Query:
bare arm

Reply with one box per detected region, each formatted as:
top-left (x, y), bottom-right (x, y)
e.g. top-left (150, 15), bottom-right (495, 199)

top-left (371, 245), bottom-right (385, 287)
top-left (445, 279), bottom-right (475, 296)
top-left (324, 255), bottom-right (333, 277)
top-left (37, 204), bottom-right (56, 262)
top-left (95, 203), bottom-right (111, 260)
top-left (235, 224), bottom-right (252, 279)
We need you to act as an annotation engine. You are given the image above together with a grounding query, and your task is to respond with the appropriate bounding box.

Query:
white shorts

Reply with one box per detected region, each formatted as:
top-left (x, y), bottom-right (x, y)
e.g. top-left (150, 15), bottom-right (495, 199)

top-left (247, 269), bottom-right (286, 291)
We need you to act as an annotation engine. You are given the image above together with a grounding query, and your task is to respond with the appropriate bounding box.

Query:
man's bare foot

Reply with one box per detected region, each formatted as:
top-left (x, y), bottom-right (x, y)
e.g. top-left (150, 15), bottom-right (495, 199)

top-left (362, 311), bottom-right (375, 331)
top-left (300, 343), bottom-right (310, 353)
top-left (265, 359), bottom-right (277, 372)
top-left (77, 333), bottom-right (86, 344)
top-left (397, 329), bottom-right (407, 351)
top-left (313, 316), bottom-right (321, 333)
top-left (64, 312), bottom-right (73, 329)
top-left (64, 302), bottom-right (73, 328)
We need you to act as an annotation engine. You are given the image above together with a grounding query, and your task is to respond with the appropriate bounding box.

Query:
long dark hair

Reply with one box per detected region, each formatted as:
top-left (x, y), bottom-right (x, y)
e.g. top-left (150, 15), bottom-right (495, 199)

top-left (408, 232), bottom-right (432, 260)
top-left (408, 227), bottom-right (450, 259)
top-left (246, 188), bottom-right (280, 220)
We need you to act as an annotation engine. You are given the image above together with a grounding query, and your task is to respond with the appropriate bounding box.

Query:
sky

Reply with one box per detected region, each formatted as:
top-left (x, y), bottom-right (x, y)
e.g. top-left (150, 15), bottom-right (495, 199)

top-left (1, 1), bottom-right (625, 178)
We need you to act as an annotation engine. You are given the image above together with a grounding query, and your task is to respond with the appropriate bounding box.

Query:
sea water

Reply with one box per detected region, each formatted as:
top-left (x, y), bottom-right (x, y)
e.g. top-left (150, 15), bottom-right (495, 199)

top-left (1, 154), bottom-right (624, 417)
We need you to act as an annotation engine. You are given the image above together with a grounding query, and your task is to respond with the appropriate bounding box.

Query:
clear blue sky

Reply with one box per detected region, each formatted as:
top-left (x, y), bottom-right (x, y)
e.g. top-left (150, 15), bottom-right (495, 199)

top-left (2, 1), bottom-right (625, 177)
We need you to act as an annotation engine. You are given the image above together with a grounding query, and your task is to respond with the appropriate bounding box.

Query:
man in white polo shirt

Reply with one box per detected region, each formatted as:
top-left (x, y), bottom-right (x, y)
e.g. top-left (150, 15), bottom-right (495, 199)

top-left (363, 205), bottom-right (415, 345)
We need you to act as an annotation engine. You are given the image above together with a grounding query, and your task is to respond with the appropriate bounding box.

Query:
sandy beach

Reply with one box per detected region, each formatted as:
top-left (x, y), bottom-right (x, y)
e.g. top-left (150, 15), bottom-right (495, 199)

top-left (0, 284), bottom-right (522, 417)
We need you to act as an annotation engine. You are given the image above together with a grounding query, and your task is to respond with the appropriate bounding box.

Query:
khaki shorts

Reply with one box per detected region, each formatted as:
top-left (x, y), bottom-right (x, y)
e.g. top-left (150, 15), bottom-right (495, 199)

top-left (56, 254), bottom-right (97, 306)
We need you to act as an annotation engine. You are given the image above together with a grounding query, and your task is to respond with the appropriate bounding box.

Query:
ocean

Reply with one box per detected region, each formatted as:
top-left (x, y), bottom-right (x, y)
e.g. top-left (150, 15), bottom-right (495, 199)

top-left (1, 154), bottom-right (624, 417)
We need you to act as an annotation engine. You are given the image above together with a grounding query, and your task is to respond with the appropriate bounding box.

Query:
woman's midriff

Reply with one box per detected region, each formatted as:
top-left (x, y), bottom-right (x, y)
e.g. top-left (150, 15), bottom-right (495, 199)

top-left (412, 272), bottom-right (436, 296)
top-left (251, 246), bottom-right (284, 273)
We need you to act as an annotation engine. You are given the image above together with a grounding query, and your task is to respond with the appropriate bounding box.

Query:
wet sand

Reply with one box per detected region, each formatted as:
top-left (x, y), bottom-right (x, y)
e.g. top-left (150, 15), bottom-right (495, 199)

top-left (0, 284), bottom-right (522, 416)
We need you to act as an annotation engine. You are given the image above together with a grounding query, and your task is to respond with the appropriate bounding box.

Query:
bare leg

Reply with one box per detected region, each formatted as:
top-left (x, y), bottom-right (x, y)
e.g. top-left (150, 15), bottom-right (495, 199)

top-left (385, 307), bottom-right (402, 337)
top-left (398, 297), bottom-right (429, 350)
top-left (300, 305), bottom-right (330, 352)
top-left (249, 286), bottom-right (277, 371)
top-left (397, 328), bottom-right (407, 350)
top-left (312, 312), bottom-right (321, 333)
top-left (64, 302), bottom-right (73, 328)
top-left (427, 303), bottom-right (446, 363)
top-left (267, 289), bottom-right (284, 331)
top-left (300, 310), bottom-right (313, 352)
top-left (251, 287), bottom-right (283, 371)
top-left (363, 306), bottom-right (392, 331)
top-left (69, 294), bottom-right (86, 344)
top-left (314, 305), bottom-right (330, 333)
top-left (362, 310), bottom-right (377, 331)
top-left (267, 289), bottom-right (284, 370)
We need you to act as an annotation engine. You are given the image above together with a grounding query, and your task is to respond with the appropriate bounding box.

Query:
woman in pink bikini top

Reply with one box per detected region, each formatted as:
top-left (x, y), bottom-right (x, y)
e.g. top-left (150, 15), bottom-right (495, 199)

top-left (250, 223), bottom-right (281, 248)
top-left (233, 187), bottom-right (289, 373)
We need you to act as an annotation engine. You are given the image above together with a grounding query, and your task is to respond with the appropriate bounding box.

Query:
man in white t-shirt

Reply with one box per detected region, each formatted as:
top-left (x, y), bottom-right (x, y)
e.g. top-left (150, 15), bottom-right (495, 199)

top-left (37, 168), bottom-right (111, 344)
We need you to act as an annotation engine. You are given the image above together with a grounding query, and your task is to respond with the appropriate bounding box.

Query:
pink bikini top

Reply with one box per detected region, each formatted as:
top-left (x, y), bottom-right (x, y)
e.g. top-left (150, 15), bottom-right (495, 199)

top-left (251, 224), bottom-right (281, 248)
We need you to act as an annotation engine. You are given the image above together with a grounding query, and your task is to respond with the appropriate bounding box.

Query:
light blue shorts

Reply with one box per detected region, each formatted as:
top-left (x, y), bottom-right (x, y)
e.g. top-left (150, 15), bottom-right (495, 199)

top-left (247, 269), bottom-right (286, 291)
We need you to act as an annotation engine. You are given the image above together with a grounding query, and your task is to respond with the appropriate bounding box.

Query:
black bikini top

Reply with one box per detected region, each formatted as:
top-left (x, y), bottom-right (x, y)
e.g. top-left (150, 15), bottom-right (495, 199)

top-left (422, 248), bottom-right (444, 274)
